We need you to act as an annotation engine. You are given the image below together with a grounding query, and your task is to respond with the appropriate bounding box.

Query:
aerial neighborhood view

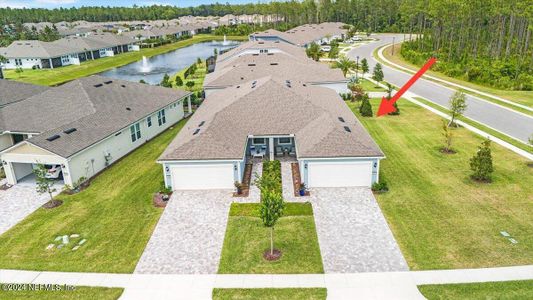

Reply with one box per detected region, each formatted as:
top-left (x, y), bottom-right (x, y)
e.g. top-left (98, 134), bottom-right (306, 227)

top-left (0, 0), bottom-right (532, 299)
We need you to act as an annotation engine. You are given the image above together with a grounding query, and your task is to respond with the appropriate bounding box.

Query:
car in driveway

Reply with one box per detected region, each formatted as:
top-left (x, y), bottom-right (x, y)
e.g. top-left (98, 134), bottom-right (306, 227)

top-left (44, 164), bottom-right (63, 179)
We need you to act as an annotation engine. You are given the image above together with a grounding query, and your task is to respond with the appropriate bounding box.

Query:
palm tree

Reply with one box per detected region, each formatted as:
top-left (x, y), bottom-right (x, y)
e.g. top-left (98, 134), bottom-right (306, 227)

top-left (335, 56), bottom-right (356, 77)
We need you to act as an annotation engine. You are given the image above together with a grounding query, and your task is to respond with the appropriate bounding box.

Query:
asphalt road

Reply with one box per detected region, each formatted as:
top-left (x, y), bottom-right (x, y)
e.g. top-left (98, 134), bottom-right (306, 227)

top-left (347, 34), bottom-right (533, 144)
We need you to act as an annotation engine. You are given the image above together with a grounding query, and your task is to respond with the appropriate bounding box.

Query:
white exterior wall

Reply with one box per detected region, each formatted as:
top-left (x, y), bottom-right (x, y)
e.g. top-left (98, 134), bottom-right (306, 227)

top-left (67, 98), bottom-right (185, 185)
top-left (2, 58), bottom-right (42, 69)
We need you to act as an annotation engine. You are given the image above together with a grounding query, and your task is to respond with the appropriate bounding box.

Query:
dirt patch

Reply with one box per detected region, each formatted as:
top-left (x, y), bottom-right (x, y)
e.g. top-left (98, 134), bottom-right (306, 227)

top-left (263, 249), bottom-right (282, 261)
top-left (42, 200), bottom-right (63, 209)
top-left (440, 148), bottom-right (457, 154)
top-left (153, 193), bottom-right (171, 208)
top-left (291, 162), bottom-right (309, 197)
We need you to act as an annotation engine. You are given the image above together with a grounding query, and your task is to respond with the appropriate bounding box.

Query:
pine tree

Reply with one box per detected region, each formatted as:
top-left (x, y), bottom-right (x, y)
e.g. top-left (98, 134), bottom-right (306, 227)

top-left (372, 63), bottom-right (384, 82)
top-left (360, 95), bottom-right (373, 117)
top-left (470, 139), bottom-right (494, 182)
top-left (175, 75), bottom-right (183, 87)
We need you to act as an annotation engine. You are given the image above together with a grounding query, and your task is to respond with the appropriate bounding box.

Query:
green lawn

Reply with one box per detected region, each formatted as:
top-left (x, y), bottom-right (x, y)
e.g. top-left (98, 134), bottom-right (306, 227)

top-left (218, 202), bottom-right (323, 274)
top-left (171, 59), bottom-right (207, 93)
top-left (0, 285), bottom-right (123, 300)
top-left (418, 280), bottom-right (533, 300)
top-left (412, 97), bottom-right (532, 154)
top-left (349, 99), bottom-right (533, 270)
top-left (359, 78), bottom-right (386, 92)
top-left (380, 43), bottom-right (533, 113)
top-left (0, 120), bottom-right (186, 273)
top-left (4, 34), bottom-right (247, 86)
top-left (212, 288), bottom-right (327, 300)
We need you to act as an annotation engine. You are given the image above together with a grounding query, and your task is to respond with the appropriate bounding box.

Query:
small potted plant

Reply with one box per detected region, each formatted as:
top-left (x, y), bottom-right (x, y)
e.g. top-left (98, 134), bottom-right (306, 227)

top-left (299, 183), bottom-right (306, 196)
top-left (160, 187), bottom-right (172, 201)
top-left (234, 181), bottom-right (243, 195)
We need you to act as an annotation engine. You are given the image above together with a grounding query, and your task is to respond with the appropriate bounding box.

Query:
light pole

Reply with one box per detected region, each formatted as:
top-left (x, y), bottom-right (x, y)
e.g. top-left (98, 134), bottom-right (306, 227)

top-left (392, 37), bottom-right (396, 56)
top-left (355, 55), bottom-right (359, 81)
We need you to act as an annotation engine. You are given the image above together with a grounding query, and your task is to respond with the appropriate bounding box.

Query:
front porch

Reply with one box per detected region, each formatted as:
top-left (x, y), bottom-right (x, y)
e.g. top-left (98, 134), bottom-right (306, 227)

top-left (245, 135), bottom-right (297, 161)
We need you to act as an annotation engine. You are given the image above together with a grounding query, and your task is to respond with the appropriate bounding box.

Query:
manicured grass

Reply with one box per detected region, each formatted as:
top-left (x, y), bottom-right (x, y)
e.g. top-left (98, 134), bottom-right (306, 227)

top-left (418, 280), bottom-right (533, 300)
top-left (0, 285), bottom-right (123, 300)
top-left (380, 43), bottom-right (533, 112)
top-left (348, 99), bottom-right (533, 270)
top-left (359, 78), bottom-right (386, 92)
top-left (4, 34), bottom-right (247, 86)
top-left (212, 288), bottom-right (327, 300)
top-left (218, 203), bottom-right (323, 274)
top-left (0, 120), bottom-right (187, 273)
top-left (171, 59), bottom-right (207, 93)
top-left (412, 97), bottom-right (532, 154)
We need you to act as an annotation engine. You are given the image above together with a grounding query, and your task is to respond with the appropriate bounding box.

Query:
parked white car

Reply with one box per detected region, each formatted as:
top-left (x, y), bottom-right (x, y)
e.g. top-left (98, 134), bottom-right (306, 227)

top-left (321, 45), bottom-right (331, 52)
top-left (44, 164), bottom-right (63, 179)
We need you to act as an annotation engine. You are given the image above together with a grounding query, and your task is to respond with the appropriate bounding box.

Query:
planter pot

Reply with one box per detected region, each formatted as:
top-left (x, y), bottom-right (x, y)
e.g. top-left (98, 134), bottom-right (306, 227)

top-left (299, 189), bottom-right (305, 196)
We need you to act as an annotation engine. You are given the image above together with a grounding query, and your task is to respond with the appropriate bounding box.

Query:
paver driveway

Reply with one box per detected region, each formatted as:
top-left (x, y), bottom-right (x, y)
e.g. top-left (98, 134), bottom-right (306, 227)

top-left (309, 187), bottom-right (409, 273)
top-left (0, 178), bottom-right (61, 236)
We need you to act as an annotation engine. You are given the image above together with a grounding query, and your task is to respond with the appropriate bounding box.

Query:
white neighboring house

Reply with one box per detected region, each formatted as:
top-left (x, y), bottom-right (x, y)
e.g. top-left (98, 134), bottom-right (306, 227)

top-left (0, 76), bottom-right (191, 187)
top-left (159, 76), bottom-right (383, 191)
top-left (0, 33), bottom-right (138, 70)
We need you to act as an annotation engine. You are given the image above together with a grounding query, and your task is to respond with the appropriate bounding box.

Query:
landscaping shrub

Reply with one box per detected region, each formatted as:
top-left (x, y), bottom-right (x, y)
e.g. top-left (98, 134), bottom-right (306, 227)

top-left (360, 95), bottom-right (373, 117)
top-left (470, 139), bottom-right (494, 182)
top-left (371, 181), bottom-right (389, 193)
top-left (256, 160), bottom-right (282, 197)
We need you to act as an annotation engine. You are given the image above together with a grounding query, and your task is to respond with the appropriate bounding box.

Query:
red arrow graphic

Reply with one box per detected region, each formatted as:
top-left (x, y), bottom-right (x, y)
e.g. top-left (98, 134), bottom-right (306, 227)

top-left (377, 57), bottom-right (437, 116)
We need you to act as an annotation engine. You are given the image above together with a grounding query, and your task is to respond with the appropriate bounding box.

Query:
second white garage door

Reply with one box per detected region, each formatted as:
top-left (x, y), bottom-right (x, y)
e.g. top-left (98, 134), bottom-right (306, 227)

top-left (307, 160), bottom-right (373, 188)
top-left (171, 163), bottom-right (234, 190)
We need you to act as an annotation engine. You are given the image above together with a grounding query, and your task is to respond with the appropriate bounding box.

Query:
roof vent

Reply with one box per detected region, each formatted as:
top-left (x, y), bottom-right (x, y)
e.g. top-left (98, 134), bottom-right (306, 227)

top-left (104, 80), bottom-right (113, 84)
top-left (126, 107), bottom-right (131, 111)
top-left (121, 84), bottom-right (126, 88)
top-left (267, 53), bottom-right (274, 55)
top-left (63, 128), bottom-right (77, 134)
top-left (94, 83), bottom-right (103, 87)
top-left (274, 41), bottom-right (279, 43)
top-left (258, 41), bottom-right (264, 44)
top-left (303, 83), bottom-right (307, 87)
top-left (252, 53), bottom-right (259, 56)
top-left (270, 63), bottom-right (278, 66)
top-left (343, 126), bottom-right (351, 133)
top-left (236, 85), bottom-right (240, 88)
top-left (338, 117), bottom-right (345, 123)
top-left (198, 121), bottom-right (205, 127)
top-left (46, 135), bottom-right (60, 142)
top-left (248, 63), bottom-right (256, 67)
top-left (193, 129), bottom-right (200, 135)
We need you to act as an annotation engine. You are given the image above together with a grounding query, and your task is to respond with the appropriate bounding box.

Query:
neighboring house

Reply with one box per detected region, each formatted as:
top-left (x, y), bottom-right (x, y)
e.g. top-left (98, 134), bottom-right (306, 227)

top-left (250, 22), bottom-right (347, 47)
top-left (0, 33), bottom-right (139, 69)
top-left (0, 76), bottom-right (192, 187)
top-left (203, 40), bottom-right (348, 96)
top-left (159, 76), bottom-right (384, 190)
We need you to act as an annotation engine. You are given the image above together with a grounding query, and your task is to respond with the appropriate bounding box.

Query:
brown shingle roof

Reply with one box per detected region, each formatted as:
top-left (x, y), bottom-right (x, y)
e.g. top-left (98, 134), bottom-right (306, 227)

top-left (160, 77), bottom-right (383, 161)
top-left (0, 79), bottom-right (49, 108)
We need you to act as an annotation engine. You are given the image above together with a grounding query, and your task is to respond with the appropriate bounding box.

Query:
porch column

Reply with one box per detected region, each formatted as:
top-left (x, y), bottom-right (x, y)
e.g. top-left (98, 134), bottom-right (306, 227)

top-left (269, 137), bottom-right (274, 161)
top-left (49, 58), bottom-right (54, 69)
top-left (187, 95), bottom-right (192, 114)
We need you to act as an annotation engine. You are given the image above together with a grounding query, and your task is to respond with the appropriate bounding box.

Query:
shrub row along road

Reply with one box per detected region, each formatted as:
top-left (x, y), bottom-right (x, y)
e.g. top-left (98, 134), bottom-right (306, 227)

top-left (348, 34), bottom-right (533, 144)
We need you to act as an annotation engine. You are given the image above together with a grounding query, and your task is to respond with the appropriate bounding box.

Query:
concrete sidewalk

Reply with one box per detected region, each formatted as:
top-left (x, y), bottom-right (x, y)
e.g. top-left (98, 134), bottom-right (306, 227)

top-left (3, 265), bottom-right (533, 299)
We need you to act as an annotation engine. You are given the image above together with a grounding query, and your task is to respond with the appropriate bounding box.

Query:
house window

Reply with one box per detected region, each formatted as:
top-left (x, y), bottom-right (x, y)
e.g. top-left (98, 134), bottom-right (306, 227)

top-left (157, 109), bottom-right (166, 126)
top-left (147, 116), bottom-right (152, 127)
top-left (278, 137), bottom-right (291, 145)
top-left (130, 123), bottom-right (141, 142)
top-left (252, 138), bottom-right (266, 145)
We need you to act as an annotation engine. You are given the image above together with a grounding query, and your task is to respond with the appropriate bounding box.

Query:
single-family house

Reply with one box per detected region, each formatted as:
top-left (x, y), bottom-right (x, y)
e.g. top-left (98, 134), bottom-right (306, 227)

top-left (159, 76), bottom-right (383, 190)
top-left (0, 76), bottom-right (191, 187)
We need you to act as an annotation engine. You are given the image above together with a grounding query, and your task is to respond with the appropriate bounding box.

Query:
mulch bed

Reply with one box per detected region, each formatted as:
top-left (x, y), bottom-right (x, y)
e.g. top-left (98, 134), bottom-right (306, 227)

top-left (263, 249), bottom-right (282, 261)
top-left (440, 148), bottom-right (457, 154)
top-left (42, 200), bottom-right (63, 209)
top-left (291, 162), bottom-right (309, 197)
top-left (153, 193), bottom-right (172, 208)
top-left (234, 163), bottom-right (252, 197)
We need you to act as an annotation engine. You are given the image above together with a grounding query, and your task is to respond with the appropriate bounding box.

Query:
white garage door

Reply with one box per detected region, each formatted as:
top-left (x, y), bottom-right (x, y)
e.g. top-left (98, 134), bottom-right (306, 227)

top-left (307, 160), bottom-right (373, 188)
top-left (171, 163), bottom-right (234, 190)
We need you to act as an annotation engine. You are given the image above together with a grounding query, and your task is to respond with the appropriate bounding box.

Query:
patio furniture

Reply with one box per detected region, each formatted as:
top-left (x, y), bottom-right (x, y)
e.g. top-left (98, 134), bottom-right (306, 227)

top-left (275, 146), bottom-right (283, 156)
top-left (289, 146), bottom-right (296, 156)
top-left (251, 146), bottom-right (266, 158)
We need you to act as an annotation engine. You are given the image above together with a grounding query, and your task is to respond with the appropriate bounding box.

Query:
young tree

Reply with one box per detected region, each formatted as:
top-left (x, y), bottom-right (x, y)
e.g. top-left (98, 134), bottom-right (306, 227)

top-left (386, 83), bottom-right (400, 115)
top-left (196, 57), bottom-right (202, 65)
top-left (470, 139), bottom-right (494, 182)
top-left (33, 164), bottom-right (60, 207)
top-left (185, 80), bottom-right (195, 90)
top-left (139, 79), bottom-right (147, 84)
top-left (175, 75), bottom-right (183, 87)
top-left (372, 63), bottom-right (384, 82)
top-left (348, 83), bottom-right (364, 102)
top-left (448, 91), bottom-right (467, 127)
top-left (360, 58), bottom-right (369, 77)
top-left (441, 119), bottom-right (453, 153)
top-left (260, 190), bottom-right (284, 258)
top-left (15, 67), bottom-right (23, 78)
top-left (335, 55), bottom-right (356, 77)
top-left (160, 73), bottom-right (172, 88)
top-left (359, 94), bottom-right (373, 117)
top-left (305, 42), bottom-right (321, 61)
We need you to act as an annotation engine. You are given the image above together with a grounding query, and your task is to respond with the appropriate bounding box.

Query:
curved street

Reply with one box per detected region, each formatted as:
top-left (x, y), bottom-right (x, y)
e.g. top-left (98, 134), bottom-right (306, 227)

top-left (347, 34), bottom-right (533, 144)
